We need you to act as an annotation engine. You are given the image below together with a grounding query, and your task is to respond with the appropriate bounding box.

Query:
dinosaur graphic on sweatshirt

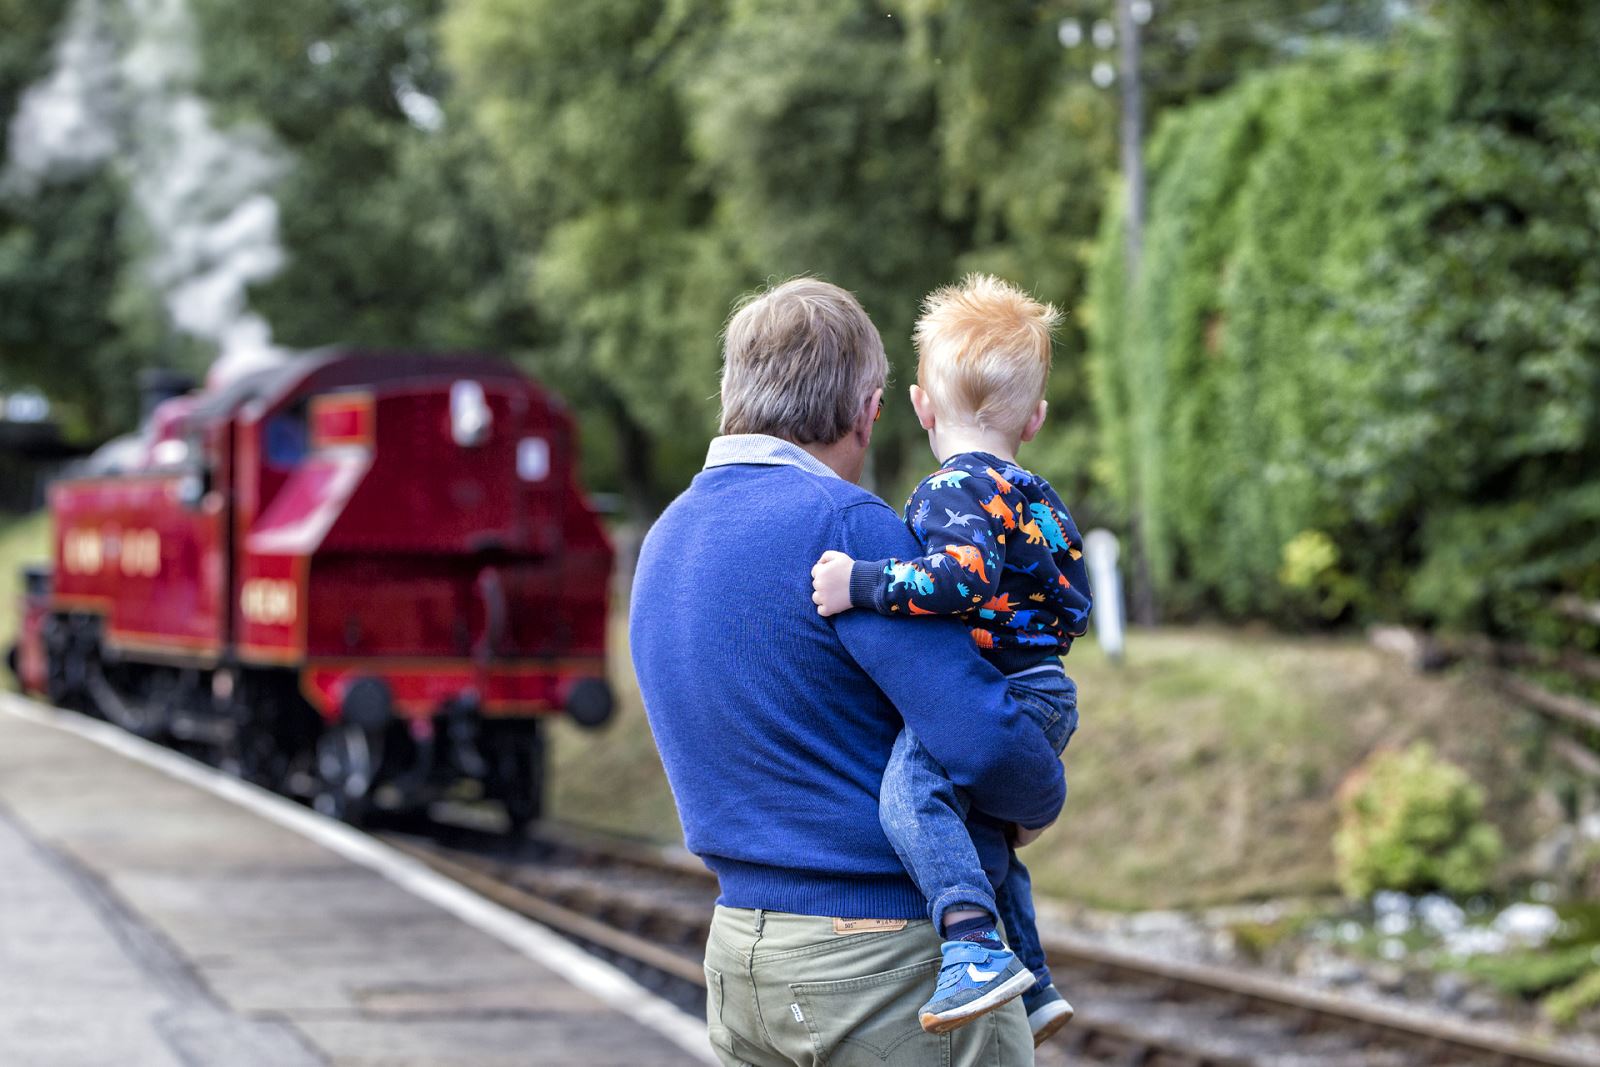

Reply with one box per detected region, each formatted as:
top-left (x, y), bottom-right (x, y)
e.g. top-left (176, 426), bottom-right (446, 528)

top-left (980, 494), bottom-right (1017, 530)
top-left (1027, 503), bottom-right (1072, 553)
top-left (885, 561), bottom-right (936, 597)
top-left (943, 544), bottom-right (989, 583)
top-left (986, 466), bottom-right (1016, 496)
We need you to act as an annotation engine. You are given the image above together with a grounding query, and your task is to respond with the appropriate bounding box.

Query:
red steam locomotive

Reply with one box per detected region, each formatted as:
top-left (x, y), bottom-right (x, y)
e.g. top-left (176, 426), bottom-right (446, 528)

top-left (7, 351), bottom-right (614, 827)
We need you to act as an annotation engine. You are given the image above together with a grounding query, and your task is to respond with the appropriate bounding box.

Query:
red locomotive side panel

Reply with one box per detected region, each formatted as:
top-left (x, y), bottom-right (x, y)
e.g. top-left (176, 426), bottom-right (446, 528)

top-left (236, 552), bottom-right (305, 664)
top-left (235, 446), bottom-right (371, 664)
top-left (50, 473), bottom-right (227, 661)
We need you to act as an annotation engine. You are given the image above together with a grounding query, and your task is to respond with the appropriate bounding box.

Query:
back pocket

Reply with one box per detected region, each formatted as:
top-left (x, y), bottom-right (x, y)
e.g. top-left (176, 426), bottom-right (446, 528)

top-left (791, 958), bottom-right (949, 1065)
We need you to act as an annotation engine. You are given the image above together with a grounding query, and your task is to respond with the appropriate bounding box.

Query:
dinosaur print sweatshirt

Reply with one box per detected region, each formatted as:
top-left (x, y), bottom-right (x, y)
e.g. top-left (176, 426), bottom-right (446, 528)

top-left (848, 451), bottom-right (1093, 675)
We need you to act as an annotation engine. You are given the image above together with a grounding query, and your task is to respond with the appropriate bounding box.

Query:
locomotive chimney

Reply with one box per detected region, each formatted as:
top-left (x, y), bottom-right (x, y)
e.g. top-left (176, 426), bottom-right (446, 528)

top-left (137, 368), bottom-right (198, 421)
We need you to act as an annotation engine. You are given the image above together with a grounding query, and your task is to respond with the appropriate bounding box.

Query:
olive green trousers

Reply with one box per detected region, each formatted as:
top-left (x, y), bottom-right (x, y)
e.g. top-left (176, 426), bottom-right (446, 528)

top-left (702, 905), bottom-right (1034, 1067)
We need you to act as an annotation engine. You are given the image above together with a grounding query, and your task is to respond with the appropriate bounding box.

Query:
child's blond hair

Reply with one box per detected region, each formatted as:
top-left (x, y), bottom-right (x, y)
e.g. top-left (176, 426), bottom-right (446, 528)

top-left (914, 273), bottom-right (1059, 435)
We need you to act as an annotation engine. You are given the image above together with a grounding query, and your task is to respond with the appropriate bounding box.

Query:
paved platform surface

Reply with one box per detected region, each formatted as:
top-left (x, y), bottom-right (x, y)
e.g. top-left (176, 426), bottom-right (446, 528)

top-left (0, 699), bottom-right (706, 1066)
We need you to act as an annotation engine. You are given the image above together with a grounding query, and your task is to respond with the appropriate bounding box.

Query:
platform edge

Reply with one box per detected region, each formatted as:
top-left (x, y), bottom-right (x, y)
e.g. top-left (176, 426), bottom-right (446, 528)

top-left (0, 693), bottom-right (716, 1065)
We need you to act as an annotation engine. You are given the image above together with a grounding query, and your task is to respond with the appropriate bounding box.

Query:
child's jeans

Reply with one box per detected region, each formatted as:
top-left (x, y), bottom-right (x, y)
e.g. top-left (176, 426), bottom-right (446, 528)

top-left (878, 667), bottom-right (1078, 993)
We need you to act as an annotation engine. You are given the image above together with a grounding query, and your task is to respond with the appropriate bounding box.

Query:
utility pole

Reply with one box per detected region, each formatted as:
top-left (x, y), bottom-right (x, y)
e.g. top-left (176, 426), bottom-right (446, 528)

top-left (1063, 0), bottom-right (1156, 626)
top-left (1117, 0), bottom-right (1155, 626)
top-left (1117, 0), bottom-right (1146, 280)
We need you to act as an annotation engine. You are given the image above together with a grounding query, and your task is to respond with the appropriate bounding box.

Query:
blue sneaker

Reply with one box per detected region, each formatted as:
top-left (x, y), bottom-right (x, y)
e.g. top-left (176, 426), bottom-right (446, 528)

top-left (1022, 983), bottom-right (1075, 1046)
top-left (918, 940), bottom-right (1036, 1034)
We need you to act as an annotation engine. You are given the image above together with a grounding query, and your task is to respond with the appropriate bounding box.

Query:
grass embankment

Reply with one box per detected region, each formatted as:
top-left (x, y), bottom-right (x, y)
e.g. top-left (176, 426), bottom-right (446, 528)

top-left (551, 618), bottom-right (1551, 911)
top-left (0, 511), bottom-right (48, 655)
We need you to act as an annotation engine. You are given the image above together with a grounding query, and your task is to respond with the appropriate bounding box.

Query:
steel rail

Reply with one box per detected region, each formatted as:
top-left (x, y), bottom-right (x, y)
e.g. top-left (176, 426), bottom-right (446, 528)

top-left (1043, 935), bottom-right (1597, 1067)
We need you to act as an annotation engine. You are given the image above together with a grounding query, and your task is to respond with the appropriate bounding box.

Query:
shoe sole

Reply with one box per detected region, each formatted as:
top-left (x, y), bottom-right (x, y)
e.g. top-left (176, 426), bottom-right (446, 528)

top-left (919, 970), bottom-right (1038, 1035)
top-left (1029, 999), bottom-right (1076, 1047)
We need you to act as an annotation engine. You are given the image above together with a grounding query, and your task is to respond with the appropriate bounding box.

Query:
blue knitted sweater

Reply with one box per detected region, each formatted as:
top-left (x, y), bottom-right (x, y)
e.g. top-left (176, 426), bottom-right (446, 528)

top-left (630, 435), bottom-right (1067, 919)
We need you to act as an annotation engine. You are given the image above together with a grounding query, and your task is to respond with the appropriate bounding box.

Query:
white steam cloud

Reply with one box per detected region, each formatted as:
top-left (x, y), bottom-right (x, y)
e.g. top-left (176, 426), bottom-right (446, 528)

top-left (5, 0), bottom-right (289, 389)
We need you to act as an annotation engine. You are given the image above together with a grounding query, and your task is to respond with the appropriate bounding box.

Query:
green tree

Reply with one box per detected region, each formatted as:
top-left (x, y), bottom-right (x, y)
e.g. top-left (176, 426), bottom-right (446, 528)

top-left (0, 171), bottom-right (186, 436)
top-left (0, 0), bottom-right (187, 437)
top-left (681, 0), bottom-right (968, 497)
top-left (1089, 5), bottom-right (1600, 639)
top-left (185, 0), bottom-right (533, 355)
top-left (895, 0), bottom-right (1387, 510)
top-left (187, 0), bottom-right (686, 501)
top-left (442, 0), bottom-right (728, 515)
top-left (0, 0), bottom-right (70, 124)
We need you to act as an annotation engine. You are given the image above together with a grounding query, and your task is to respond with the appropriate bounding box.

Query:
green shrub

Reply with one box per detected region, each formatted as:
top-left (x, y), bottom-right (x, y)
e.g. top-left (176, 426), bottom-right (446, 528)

top-left (1334, 742), bottom-right (1503, 898)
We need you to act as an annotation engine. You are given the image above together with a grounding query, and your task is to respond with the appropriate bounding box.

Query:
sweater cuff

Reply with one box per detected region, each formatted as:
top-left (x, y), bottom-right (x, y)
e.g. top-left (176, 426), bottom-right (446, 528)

top-left (849, 560), bottom-right (885, 611)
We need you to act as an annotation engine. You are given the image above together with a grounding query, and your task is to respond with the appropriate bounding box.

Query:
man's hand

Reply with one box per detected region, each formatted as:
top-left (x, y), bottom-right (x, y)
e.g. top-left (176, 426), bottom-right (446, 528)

top-left (811, 551), bottom-right (857, 616)
top-left (1011, 821), bottom-right (1051, 848)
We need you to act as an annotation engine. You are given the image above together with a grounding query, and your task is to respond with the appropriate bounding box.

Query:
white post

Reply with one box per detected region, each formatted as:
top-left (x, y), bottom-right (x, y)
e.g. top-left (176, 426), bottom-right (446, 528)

top-left (1084, 528), bottom-right (1126, 664)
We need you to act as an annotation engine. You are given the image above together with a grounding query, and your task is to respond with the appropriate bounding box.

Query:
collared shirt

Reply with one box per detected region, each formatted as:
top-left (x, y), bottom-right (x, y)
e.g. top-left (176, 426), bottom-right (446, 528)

top-left (703, 433), bottom-right (841, 481)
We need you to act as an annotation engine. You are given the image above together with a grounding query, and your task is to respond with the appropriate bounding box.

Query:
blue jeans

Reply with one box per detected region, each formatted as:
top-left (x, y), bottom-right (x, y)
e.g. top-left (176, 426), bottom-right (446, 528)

top-left (878, 669), bottom-right (1078, 993)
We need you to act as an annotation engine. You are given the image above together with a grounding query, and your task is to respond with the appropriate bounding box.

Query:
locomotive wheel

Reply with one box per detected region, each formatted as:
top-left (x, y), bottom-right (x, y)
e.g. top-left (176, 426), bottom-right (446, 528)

top-left (313, 723), bottom-right (384, 826)
top-left (97, 667), bottom-right (180, 741)
top-left (496, 723), bottom-right (546, 835)
top-left (43, 614), bottom-right (92, 711)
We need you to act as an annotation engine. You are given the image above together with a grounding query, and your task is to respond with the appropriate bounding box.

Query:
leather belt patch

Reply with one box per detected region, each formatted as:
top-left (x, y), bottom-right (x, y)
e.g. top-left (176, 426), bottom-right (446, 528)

top-left (832, 917), bottom-right (908, 934)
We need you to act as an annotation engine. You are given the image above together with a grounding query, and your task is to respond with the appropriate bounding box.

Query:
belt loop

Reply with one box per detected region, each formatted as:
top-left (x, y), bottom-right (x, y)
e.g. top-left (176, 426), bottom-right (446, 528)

top-left (754, 908), bottom-right (766, 934)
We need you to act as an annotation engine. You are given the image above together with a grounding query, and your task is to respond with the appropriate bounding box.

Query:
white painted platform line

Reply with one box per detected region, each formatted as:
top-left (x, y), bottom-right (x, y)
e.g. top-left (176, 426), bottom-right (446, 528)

top-left (0, 694), bottom-right (716, 1065)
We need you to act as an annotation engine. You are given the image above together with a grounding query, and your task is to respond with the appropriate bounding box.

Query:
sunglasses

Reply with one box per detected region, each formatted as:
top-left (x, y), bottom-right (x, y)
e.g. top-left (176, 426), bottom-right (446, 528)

top-left (875, 396), bottom-right (884, 423)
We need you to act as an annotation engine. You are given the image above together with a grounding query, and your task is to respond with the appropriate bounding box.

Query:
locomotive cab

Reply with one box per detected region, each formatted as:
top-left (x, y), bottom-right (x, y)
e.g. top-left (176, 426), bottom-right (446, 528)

top-left (13, 351), bottom-right (616, 829)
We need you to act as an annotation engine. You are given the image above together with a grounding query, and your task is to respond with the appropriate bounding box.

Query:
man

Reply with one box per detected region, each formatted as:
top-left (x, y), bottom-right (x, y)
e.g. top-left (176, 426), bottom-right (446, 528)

top-left (631, 278), bottom-right (1064, 1066)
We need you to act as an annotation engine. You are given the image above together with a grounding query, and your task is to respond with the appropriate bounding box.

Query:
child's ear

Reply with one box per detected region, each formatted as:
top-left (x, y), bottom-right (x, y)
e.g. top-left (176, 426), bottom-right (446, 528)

top-left (1020, 399), bottom-right (1048, 443)
top-left (909, 384), bottom-right (937, 430)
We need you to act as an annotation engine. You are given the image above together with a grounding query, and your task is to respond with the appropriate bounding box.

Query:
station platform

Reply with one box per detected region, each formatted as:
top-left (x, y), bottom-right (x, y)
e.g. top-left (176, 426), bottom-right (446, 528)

top-left (0, 694), bottom-right (710, 1067)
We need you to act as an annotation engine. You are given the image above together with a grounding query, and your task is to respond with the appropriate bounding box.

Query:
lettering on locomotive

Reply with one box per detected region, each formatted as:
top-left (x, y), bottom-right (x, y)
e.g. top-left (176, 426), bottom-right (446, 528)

top-left (62, 528), bottom-right (104, 575)
top-left (119, 529), bottom-right (162, 577)
top-left (240, 578), bottom-right (297, 626)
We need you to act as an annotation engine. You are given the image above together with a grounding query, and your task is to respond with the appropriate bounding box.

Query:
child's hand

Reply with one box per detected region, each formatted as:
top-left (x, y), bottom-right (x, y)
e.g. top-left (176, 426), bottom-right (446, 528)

top-left (811, 551), bottom-right (856, 617)
top-left (1011, 821), bottom-right (1051, 848)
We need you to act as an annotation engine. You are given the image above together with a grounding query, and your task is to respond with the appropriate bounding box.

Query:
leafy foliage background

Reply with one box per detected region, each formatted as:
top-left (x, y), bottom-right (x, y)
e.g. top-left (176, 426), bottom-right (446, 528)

top-left (1, 0), bottom-right (1595, 646)
top-left (1088, 1), bottom-right (1600, 641)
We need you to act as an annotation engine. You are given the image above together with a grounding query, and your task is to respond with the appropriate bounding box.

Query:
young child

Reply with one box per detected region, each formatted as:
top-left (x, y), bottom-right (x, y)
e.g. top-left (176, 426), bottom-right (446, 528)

top-left (810, 274), bottom-right (1090, 1045)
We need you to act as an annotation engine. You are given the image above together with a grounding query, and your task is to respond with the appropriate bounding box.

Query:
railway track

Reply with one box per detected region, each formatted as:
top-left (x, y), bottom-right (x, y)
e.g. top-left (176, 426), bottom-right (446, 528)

top-left (382, 819), bottom-right (1597, 1067)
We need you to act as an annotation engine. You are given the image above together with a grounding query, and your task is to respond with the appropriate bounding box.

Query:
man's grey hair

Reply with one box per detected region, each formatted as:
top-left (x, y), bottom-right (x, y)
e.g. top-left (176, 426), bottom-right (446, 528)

top-left (719, 278), bottom-right (888, 445)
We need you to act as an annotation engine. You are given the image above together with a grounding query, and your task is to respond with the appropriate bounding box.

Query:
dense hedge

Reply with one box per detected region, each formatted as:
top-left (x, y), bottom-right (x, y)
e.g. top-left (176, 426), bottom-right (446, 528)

top-left (1089, 8), bottom-right (1600, 642)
